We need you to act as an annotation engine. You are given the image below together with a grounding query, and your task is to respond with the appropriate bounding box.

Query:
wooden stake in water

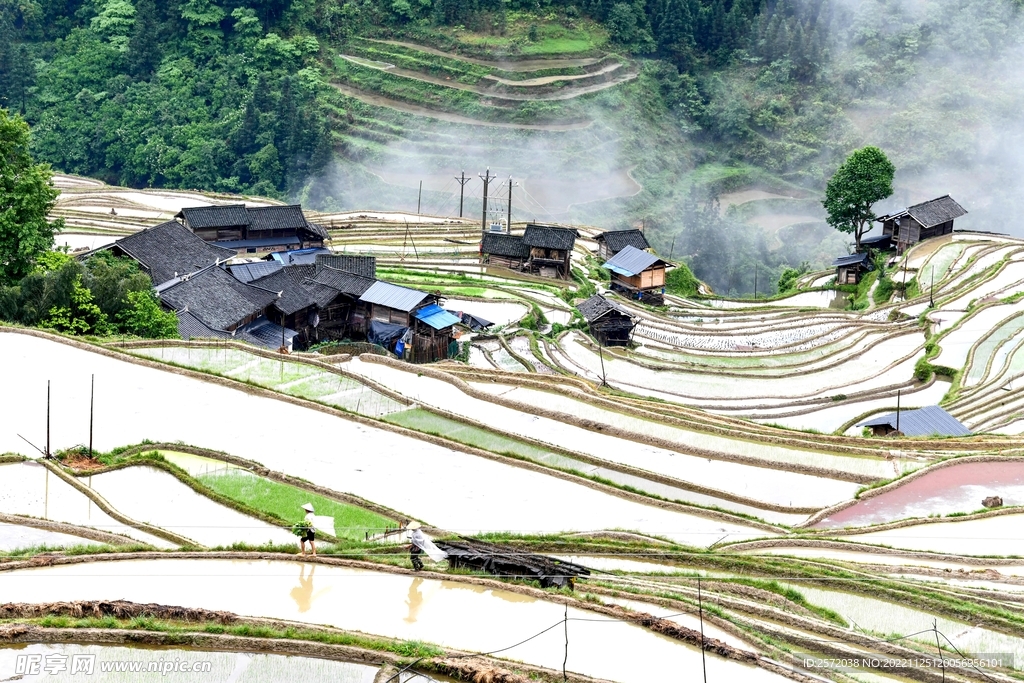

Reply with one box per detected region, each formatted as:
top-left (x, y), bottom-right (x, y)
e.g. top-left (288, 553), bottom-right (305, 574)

top-left (698, 576), bottom-right (707, 683)
top-left (46, 380), bottom-right (50, 459)
top-left (88, 374), bottom-right (94, 459)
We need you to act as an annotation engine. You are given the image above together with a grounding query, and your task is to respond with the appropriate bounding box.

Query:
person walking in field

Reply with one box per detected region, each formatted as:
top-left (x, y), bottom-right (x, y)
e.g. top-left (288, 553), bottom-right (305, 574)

top-left (406, 521), bottom-right (446, 571)
top-left (294, 503), bottom-right (317, 556)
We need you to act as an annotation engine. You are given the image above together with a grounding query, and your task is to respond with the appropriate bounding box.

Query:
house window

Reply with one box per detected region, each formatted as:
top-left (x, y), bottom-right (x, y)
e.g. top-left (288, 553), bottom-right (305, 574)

top-left (247, 248), bottom-right (257, 254)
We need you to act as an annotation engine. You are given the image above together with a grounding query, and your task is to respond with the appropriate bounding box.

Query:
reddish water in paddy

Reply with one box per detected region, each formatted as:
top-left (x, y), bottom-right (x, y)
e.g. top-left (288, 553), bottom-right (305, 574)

top-left (814, 461), bottom-right (1024, 528)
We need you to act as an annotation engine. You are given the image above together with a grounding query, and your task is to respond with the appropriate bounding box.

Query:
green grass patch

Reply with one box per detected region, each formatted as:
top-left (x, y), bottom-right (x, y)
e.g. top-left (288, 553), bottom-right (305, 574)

top-left (199, 470), bottom-right (393, 540)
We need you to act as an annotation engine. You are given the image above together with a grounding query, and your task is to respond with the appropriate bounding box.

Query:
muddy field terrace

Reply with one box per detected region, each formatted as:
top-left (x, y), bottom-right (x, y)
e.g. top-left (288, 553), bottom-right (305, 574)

top-left (7, 175), bottom-right (1024, 682)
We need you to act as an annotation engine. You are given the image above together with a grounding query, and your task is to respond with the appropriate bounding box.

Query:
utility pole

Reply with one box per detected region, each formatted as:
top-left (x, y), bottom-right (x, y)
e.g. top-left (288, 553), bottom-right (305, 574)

top-left (598, 342), bottom-right (609, 387)
top-left (479, 168), bottom-right (496, 235)
top-left (753, 263), bottom-right (758, 300)
top-left (46, 380), bottom-right (51, 459)
top-left (506, 176), bottom-right (518, 234)
top-left (417, 180), bottom-right (423, 215)
top-left (88, 374), bottom-right (94, 459)
top-left (455, 171), bottom-right (470, 218)
top-left (698, 577), bottom-right (708, 683)
top-left (895, 389), bottom-right (901, 435)
top-left (929, 265), bottom-right (935, 308)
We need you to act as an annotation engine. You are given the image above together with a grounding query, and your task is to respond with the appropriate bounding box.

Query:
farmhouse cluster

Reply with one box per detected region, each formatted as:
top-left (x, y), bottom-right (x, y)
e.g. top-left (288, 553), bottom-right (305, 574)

top-left (94, 205), bottom-right (466, 361)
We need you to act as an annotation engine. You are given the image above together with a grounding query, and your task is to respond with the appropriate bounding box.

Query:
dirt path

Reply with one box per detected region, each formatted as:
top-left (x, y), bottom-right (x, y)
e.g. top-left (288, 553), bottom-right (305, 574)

top-left (368, 39), bottom-right (602, 70)
top-left (329, 82), bottom-right (593, 131)
top-left (483, 60), bottom-right (622, 86)
top-left (340, 55), bottom-right (635, 102)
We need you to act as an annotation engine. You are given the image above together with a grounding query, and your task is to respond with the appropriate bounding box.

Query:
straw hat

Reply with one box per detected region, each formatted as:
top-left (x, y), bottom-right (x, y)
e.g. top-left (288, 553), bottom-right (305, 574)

top-left (407, 521), bottom-right (421, 530)
top-left (301, 503), bottom-right (314, 513)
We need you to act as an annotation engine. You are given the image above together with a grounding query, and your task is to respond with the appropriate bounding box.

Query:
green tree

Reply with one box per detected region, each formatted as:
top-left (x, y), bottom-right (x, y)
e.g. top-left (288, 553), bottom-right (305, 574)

top-left (128, 0), bottom-right (162, 77)
top-left (40, 273), bottom-right (111, 335)
top-left (823, 146), bottom-right (895, 251)
top-left (0, 109), bottom-right (62, 285)
top-left (117, 289), bottom-right (179, 338)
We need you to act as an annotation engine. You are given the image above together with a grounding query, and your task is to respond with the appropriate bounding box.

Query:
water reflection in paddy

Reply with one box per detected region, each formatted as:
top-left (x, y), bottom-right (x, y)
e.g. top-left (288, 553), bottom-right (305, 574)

top-left (0, 524), bottom-right (97, 552)
top-left (0, 462), bottom-right (172, 548)
top-left (1, 558), bottom-right (792, 683)
top-left (816, 461), bottom-right (1024, 529)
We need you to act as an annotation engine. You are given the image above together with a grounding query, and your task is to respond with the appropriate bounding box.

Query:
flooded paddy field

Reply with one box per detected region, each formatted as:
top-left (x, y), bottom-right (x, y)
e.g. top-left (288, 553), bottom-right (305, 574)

top-left (0, 333), bottom-right (767, 545)
top-left (0, 558), bottom-right (793, 683)
top-left (815, 460), bottom-right (1024, 529)
top-left (837, 513), bottom-right (1024, 556)
top-left (0, 523), bottom-right (99, 552)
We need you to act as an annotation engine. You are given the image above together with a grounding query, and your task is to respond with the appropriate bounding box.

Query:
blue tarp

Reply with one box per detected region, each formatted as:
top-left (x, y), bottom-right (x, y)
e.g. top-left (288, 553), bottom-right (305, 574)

top-left (367, 320), bottom-right (408, 348)
top-left (413, 303), bottom-right (461, 330)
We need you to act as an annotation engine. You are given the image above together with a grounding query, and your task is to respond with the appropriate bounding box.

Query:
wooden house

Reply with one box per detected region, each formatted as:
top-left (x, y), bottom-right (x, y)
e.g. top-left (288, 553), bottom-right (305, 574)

top-left (594, 229), bottom-right (650, 260)
top-left (578, 294), bottom-right (637, 347)
top-left (358, 281), bottom-right (460, 363)
top-left (176, 204), bottom-right (328, 255)
top-left (831, 252), bottom-right (872, 285)
top-left (878, 195), bottom-right (967, 254)
top-left (480, 233), bottom-right (530, 270)
top-left (522, 224), bottom-right (579, 279)
top-left (302, 266), bottom-right (377, 341)
top-left (602, 245), bottom-right (672, 305)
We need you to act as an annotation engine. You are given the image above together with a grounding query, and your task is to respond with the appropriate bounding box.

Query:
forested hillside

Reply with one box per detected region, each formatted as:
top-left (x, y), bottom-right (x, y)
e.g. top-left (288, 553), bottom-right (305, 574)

top-left (2, 0), bottom-right (1022, 295)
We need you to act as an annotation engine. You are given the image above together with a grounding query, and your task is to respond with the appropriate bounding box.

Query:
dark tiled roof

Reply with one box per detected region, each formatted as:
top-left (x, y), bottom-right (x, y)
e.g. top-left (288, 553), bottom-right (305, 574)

top-left (595, 229), bottom-right (650, 253)
top-left (857, 406), bottom-right (971, 437)
top-left (577, 294), bottom-right (633, 323)
top-left (228, 261), bottom-right (284, 283)
top-left (113, 221), bottom-right (235, 285)
top-left (283, 264), bottom-right (316, 285)
top-left (159, 266), bottom-right (277, 330)
top-left (310, 266), bottom-right (377, 297)
top-left (237, 317), bottom-right (299, 350)
top-left (481, 233), bottom-right (530, 259)
top-left (603, 245), bottom-right (668, 276)
top-left (522, 224), bottom-right (579, 250)
top-left (249, 269), bottom-right (317, 315)
top-left (860, 234), bottom-right (892, 249)
top-left (177, 204), bottom-right (250, 229)
top-left (831, 252), bottom-right (871, 267)
top-left (906, 195), bottom-right (967, 229)
top-left (176, 310), bottom-right (230, 340)
top-left (247, 205), bottom-right (308, 233)
top-left (315, 254), bottom-right (377, 279)
top-left (359, 281), bottom-right (430, 312)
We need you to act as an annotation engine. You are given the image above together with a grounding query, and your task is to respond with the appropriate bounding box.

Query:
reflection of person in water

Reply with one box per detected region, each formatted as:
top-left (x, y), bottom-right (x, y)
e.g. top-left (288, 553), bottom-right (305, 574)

top-left (404, 577), bottom-right (424, 623)
top-left (289, 564), bottom-right (329, 613)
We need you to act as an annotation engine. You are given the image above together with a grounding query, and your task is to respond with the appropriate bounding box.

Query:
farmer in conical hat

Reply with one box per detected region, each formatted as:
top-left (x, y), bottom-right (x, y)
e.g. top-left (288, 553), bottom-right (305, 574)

top-left (406, 521), bottom-right (447, 571)
top-left (293, 503), bottom-right (317, 556)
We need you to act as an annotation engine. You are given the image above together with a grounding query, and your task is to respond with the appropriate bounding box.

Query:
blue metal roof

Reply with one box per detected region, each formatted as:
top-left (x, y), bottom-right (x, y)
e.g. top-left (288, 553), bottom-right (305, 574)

top-left (359, 281), bottom-right (430, 312)
top-left (602, 245), bottom-right (667, 277)
top-left (857, 406), bottom-right (971, 437)
top-left (413, 303), bottom-right (461, 330)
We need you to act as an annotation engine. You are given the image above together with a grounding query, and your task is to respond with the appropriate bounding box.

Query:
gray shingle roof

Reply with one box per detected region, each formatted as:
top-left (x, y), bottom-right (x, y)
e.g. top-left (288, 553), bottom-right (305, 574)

top-left (112, 221), bottom-right (235, 285)
top-left (359, 281), bottom-right (430, 312)
top-left (247, 205), bottom-right (308, 233)
top-left (315, 254), bottom-right (377, 279)
top-left (481, 233), bottom-right (530, 259)
top-left (159, 266), bottom-right (278, 330)
top-left (857, 406), bottom-right (971, 437)
top-left (906, 195), bottom-right (967, 229)
top-left (310, 266), bottom-right (377, 297)
top-left (228, 261), bottom-right (284, 283)
top-left (177, 204), bottom-right (250, 229)
top-left (832, 252), bottom-right (871, 267)
top-left (603, 245), bottom-right (668, 276)
top-left (595, 229), bottom-right (650, 253)
top-left (522, 224), bottom-right (579, 250)
top-left (248, 269), bottom-right (317, 315)
top-left (578, 294), bottom-right (634, 322)
top-left (176, 310), bottom-right (230, 340)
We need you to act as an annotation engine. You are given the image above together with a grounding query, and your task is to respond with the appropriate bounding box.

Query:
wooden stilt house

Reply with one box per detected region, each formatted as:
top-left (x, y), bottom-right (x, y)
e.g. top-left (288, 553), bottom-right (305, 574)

top-left (878, 195), bottom-right (967, 254)
top-left (602, 245), bottom-right (672, 305)
top-left (578, 294), bottom-right (637, 346)
top-left (594, 229), bottom-right (651, 260)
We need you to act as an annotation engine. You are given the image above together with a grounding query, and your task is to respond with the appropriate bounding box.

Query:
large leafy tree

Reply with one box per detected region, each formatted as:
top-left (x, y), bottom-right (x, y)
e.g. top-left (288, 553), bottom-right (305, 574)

top-left (823, 146), bottom-right (896, 251)
top-left (0, 109), bottom-right (62, 285)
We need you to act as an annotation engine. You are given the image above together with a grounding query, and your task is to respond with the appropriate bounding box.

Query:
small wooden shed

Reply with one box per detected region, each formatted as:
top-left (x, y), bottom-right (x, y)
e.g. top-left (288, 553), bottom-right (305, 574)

top-left (522, 224), bottom-right (579, 279)
top-left (602, 245), bottom-right (672, 305)
top-left (480, 232), bottom-right (530, 270)
top-left (831, 252), bottom-right (872, 285)
top-left (578, 294), bottom-right (637, 346)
